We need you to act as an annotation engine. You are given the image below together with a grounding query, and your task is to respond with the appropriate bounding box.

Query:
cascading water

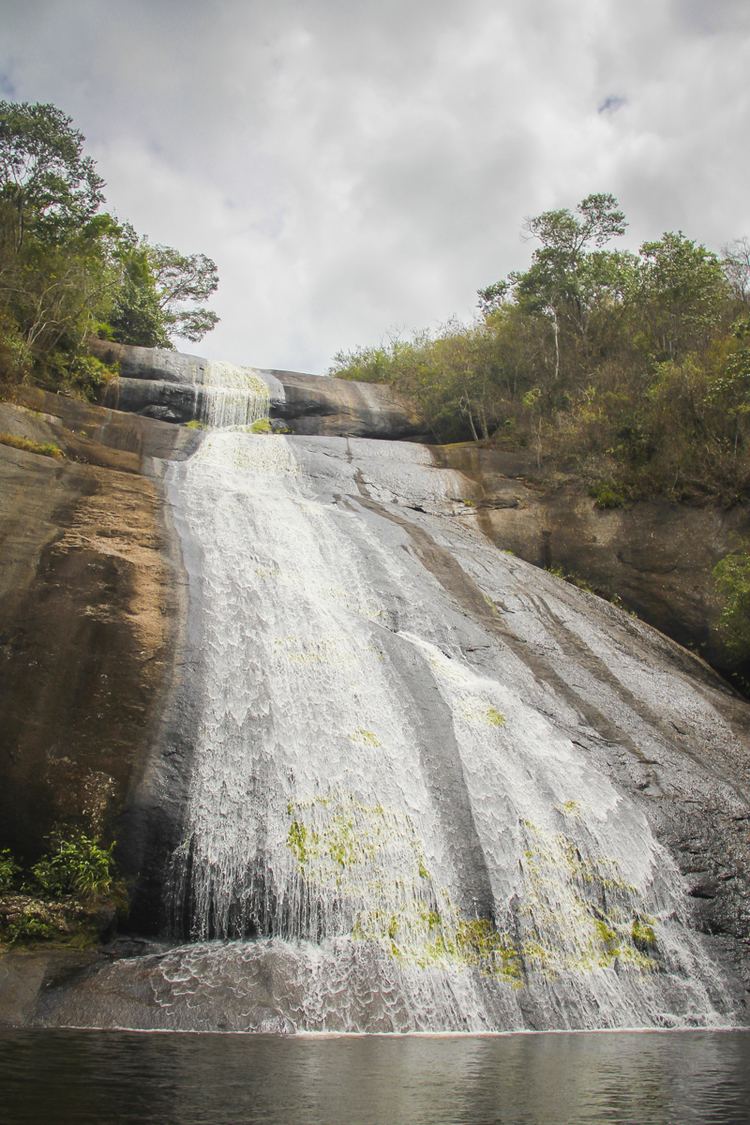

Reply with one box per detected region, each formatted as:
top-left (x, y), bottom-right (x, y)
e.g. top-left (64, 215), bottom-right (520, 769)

top-left (105, 379), bottom-right (730, 1033)
top-left (197, 360), bottom-right (271, 429)
top-left (43, 375), bottom-right (741, 1034)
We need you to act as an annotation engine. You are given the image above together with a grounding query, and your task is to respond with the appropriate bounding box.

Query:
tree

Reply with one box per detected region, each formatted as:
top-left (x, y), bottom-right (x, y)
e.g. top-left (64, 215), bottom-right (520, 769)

top-left (108, 234), bottom-right (220, 347)
top-left (0, 101), bottom-right (104, 250)
top-left (0, 99), bottom-right (221, 383)
top-left (108, 234), bottom-right (172, 348)
top-left (517, 194), bottom-right (628, 349)
top-left (524, 193), bottom-right (627, 255)
top-left (635, 232), bottom-right (731, 361)
top-left (479, 194), bottom-right (628, 381)
top-left (149, 244), bottom-right (219, 342)
top-left (723, 237), bottom-right (750, 305)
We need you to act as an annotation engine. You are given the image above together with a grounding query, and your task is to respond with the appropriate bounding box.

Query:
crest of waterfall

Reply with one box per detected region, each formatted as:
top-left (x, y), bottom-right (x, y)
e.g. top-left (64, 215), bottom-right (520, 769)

top-left (145, 427), bottom-right (737, 1034)
top-left (198, 360), bottom-right (271, 429)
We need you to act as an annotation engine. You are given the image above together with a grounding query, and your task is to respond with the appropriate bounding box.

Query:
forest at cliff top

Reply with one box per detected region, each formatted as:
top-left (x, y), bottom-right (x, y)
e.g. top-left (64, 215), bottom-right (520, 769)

top-left (333, 193), bottom-right (750, 511)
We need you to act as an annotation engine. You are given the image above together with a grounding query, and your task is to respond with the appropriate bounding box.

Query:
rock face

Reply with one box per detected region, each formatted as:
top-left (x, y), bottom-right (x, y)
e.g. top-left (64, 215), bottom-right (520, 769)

top-left (1, 366), bottom-right (749, 1033)
top-left (10, 428), bottom-right (750, 1034)
top-left (90, 341), bottom-right (749, 683)
top-left (0, 388), bottom-right (192, 860)
top-left (438, 444), bottom-right (750, 681)
top-left (90, 340), bottom-right (426, 439)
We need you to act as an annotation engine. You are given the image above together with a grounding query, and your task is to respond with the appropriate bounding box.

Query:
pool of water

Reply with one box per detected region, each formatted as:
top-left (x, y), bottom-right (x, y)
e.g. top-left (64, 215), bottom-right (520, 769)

top-left (1, 1028), bottom-right (749, 1123)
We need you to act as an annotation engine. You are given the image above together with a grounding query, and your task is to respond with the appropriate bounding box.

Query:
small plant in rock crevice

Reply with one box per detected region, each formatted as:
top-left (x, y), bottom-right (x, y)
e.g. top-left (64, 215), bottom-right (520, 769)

top-left (588, 480), bottom-right (629, 510)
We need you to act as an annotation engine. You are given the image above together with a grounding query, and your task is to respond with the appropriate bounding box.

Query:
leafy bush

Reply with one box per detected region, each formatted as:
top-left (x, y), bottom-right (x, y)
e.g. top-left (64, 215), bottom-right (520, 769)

top-left (5, 914), bottom-right (57, 945)
top-left (713, 551), bottom-right (750, 662)
top-left (48, 352), bottom-right (118, 399)
top-left (32, 832), bottom-right (114, 899)
top-left (250, 418), bottom-right (272, 434)
top-left (589, 481), bottom-right (628, 509)
top-left (0, 849), bottom-right (20, 892)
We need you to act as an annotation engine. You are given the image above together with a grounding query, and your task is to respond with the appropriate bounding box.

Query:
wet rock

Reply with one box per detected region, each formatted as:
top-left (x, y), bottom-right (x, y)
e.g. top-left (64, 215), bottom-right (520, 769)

top-left (89, 339), bottom-right (427, 440)
top-left (1, 379), bottom-right (750, 1031)
top-left (690, 882), bottom-right (720, 899)
top-left (438, 443), bottom-right (750, 682)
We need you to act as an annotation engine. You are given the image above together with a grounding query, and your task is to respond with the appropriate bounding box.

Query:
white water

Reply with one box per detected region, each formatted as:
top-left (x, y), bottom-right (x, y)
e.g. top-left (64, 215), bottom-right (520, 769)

top-left (197, 361), bottom-right (271, 429)
top-left (146, 422), bottom-right (735, 1034)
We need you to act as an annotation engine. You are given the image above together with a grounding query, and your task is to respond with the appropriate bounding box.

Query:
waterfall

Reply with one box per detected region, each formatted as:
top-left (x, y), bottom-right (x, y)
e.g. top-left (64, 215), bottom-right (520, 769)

top-left (197, 360), bottom-right (271, 429)
top-left (137, 423), bottom-right (735, 1034)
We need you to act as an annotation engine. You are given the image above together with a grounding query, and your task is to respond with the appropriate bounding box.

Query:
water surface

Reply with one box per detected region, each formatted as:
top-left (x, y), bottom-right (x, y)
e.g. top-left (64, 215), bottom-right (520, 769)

top-left (2, 1029), bottom-right (749, 1124)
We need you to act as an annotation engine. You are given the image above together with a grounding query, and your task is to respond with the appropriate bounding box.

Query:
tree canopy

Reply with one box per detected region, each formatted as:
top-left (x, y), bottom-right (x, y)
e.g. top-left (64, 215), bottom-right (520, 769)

top-left (0, 101), bottom-right (104, 249)
top-left (0, 100), bottom-right (220, 394)
top-left (332, 194), bottom-right (749, 508)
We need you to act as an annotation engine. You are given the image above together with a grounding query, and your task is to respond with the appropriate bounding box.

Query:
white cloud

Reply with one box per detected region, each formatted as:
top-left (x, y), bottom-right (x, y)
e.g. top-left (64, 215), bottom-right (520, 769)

top-left (3, 0), bottom-right (750, 371)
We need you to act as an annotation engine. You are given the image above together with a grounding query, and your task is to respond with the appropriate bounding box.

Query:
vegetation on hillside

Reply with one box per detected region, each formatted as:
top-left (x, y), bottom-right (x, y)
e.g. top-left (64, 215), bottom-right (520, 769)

top-left (331, 194), bottom-right (750, 508)
top-left (0, 100), bottom-right (219, 397)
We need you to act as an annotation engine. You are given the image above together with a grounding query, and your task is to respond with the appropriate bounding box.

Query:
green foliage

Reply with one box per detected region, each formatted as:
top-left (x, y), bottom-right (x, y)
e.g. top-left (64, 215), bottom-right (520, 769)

top-left (454, 918), bottom-right (522, 980)
top-left (0, 848), bottom-right (21, 892)
top-left (589, 481), bottom-right (628, 509)
top-left (0, 100), bottom-right (219, 393)
top-left (4, 914), bottom-right (56, 945)
top-left (637, 232), bottom-right (730, 361)
top-left (185, 419), bottom-right (206, 430)
top-left (43, 351), bottom-right (118, 399)
top-left (0, 432), bottom-right (63, 458)
top-left (485, 707), bottom-right (506, 727)
top-left (351, 727), bottom-right (381, 747)
top-left (0, 100), bottom-right (104, 248)
top-left (333, 194), bottom-right (750, 505)
top-left (0, 833), bottom-right (124, 948)
top-left (250, 417), bottom-right (272, 434)
top-left (593, 918), bottom-right (618, 949)
top-left (108, 236), bottom-right (220, 347)
top-left (31, 832), bottom-right (114, 899)
top-left (107, 232), bottom-right (172, 348)
top-left (713, 551), bottom-right (750, 662)
top-left (287, 820), bottom-right (309, 867)
top-left (148, 244), bottom-right (220, 342)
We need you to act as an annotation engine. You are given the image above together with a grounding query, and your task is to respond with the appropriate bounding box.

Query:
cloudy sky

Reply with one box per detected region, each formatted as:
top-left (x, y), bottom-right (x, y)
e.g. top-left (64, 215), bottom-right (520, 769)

top-left (2, 0), bottom-right (749, 372)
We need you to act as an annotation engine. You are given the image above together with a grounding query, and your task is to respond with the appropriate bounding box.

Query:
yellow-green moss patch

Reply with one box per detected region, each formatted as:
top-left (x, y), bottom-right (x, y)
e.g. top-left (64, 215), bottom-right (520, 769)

top-left (0, 432), bottom-right (63, 458)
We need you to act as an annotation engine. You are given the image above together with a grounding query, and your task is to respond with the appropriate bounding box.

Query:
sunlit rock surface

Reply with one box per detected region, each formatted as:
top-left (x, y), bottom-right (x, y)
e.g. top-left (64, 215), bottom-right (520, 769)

top-left (43, 427), bottom-right (750, 1032)
top-left (0, 388), bottom-right (191, 859)
top-left (438, 443), bottom-right (750, 684)
top-left (1, 356), bottom-right (749, 1033)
